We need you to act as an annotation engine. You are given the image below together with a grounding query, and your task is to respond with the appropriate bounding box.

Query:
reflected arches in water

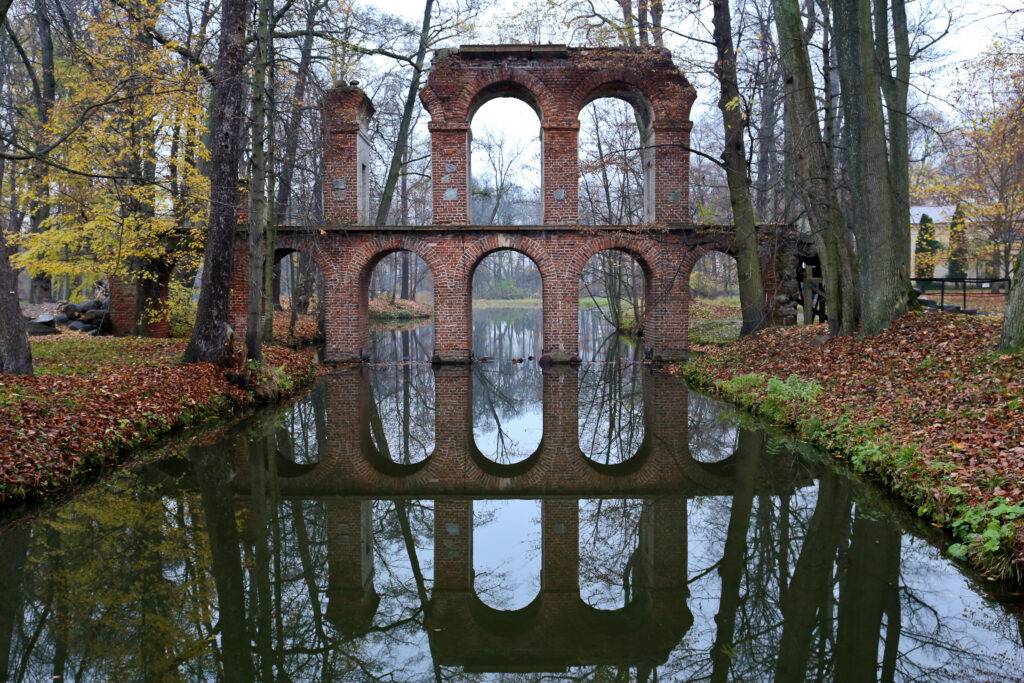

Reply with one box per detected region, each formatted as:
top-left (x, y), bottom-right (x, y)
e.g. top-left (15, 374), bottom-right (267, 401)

top-left (260, 364), bottom-right (754, 494)
top-left (578, 359), bottom-right (646, 465)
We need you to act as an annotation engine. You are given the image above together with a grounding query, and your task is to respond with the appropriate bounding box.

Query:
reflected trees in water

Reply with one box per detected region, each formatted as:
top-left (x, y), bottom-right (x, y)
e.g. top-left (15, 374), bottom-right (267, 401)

top-left (578, 358), bottom-right (645, 465)
top-left (1, 369), bottom-right (1023, 681)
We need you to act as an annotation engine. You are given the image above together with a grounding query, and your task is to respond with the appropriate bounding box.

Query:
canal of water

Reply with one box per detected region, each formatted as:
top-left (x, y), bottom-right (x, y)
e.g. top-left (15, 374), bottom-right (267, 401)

top-left (1, 308), bottom-right (1022, 681)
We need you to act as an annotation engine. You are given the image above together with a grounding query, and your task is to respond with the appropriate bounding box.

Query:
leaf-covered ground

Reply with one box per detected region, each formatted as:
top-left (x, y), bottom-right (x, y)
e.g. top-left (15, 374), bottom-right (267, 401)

top-left (680, 312), bottom-right (1024, 579)
top-left (1, 336), bottom-right (319, 506)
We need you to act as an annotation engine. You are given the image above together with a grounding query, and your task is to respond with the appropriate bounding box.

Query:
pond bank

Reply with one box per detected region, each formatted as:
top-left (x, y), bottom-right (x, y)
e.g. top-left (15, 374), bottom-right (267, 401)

top-left (0, 336), bottom-right (319, 507)
top-left (675, 312), bottom-right (1024, 581)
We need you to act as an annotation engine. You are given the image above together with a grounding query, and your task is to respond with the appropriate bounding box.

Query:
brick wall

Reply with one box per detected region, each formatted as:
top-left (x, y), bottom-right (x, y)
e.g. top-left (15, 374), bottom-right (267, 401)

top-left (108, 274), bottom-right (171, 337)
top-left (419, 46), bottom-right (697, 225)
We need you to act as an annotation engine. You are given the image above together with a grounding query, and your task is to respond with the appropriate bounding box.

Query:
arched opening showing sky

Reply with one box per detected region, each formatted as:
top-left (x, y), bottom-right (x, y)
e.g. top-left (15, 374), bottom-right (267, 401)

top-left (470, 98), bottom-right (541, 225)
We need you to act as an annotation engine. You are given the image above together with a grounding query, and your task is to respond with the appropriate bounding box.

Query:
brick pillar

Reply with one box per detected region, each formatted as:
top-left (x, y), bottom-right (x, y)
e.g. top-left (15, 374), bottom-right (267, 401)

top-left (541, 270), bottom-right (579, 362)
top-left (322, 85), bottom-right (375, 225)
top-left (228, 240), bottom-right (249, 342)
top-left (541, 126), bottom-right (579, 225)
top-left (646, 495), bottom-right (688, 591)
top-left (432, 270), bottom-right (471, 363)
top-left (321, 370), bottom-right (368, 472)
top-left (108, 275), bottom-right (137, 335)
top-left (325, 499), bottom-right (380, 634)
top-left (541, 499), bottom-right (579, 593)
top-left (322, 275), bottom-right (365, 363)
top-left (108, 274), bottom-right (171, 337)
top-left (434, 499), bottom-right (473, 591)
top-left (648, 369), bottom-right (689, 457)
top-left (431, 126), bottom-right (470, 224)
top-left (645, 258), bottom-right (690, 360)
top-left (651, 123), bottom-right (691, 224)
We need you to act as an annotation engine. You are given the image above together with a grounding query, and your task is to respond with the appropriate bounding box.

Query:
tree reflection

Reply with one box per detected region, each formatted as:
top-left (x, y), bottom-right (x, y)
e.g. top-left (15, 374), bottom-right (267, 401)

top-left (1, 368), bottom-right (1023, 681)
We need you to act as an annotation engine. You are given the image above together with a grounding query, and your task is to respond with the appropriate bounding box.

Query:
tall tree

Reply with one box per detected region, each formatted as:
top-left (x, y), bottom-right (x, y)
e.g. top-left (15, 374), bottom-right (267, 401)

top-left (185, 0), bottom-right (253, 363)
top-left (712, 0), bottom-right (768, 335)
top-left (774, 0), bottom-right (859, 334)
top-left (833, 0), bottom-right (909, 334)
top-left (246, 0), bottom-right (276, 361)
top-left (374, 0), bottom-right (434, 226)
top-left (0, 223), bottom-right (31, 374)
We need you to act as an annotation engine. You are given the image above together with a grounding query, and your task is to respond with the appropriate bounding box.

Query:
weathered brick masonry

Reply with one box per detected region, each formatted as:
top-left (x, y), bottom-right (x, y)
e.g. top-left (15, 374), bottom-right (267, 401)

top-left (114, 44), bottom-right (799, 353)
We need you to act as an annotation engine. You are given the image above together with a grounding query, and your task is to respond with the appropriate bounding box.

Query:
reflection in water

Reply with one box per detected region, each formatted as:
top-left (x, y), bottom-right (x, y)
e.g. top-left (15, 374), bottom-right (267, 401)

top-left (2, 321), bottom-right (1023, 681)
top-left (473, 500), bottom-right (541, 610)
top-left (688, 391), bottom-right (739, 464)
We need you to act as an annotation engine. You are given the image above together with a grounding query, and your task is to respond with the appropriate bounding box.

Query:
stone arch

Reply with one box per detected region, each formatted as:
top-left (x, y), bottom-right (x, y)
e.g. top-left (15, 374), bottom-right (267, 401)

top-left (463, 234), bottom-right (555, 285)
top-left (330, 236), bottom-right (443, 360)
top-left (570, 235), bottom-right (662, 286)
top-left (466, 69), bottom-right (555, 124)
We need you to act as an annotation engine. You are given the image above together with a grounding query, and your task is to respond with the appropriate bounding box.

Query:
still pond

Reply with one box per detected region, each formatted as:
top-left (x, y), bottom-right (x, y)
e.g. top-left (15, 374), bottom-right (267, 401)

top-left (1, 307), bottom-right (1022, 681)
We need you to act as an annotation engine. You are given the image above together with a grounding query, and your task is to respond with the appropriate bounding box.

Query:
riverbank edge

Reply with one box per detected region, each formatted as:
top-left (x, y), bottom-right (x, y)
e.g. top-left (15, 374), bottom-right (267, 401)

top-left (0, 345), bottom-right (321, 509)
top-left (676, 358), bottom-right (1024, 583)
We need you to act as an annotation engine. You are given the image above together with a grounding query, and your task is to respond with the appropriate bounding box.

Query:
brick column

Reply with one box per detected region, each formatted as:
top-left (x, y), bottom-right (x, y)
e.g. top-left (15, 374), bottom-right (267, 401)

top-left (322, 278), bottom-right (365, 363)
top-left (646, 495), bottom-right (688, 591)
top-left (434, 499), bottom-right (473, 591)
top-left (541, 126), bottom-right (579, 225)
top-left (325, 499), bottom-right (380, 634)
top-left (228, 241), bottom-right (249, 342)
top-left (651, 123), bottom-right (691, 224)
top-left (108, 274), bottom-right (171, 337)
top-left (432, 272), bottom-right (471, 363)
top-left (541, 499), bottom-right (579, 593)
top-left (645, 255), bottom-right (690, 361)
top-left (433, 365), bottom-right (472, 464)
top-left (321, 370), bottom-right (369, 472)
top-left (431, 126), bottom-right (470, 224)
top-left (541, 269), bottom-right (579, 362)
top-left (322, 85), bottom-right (374, 225)
top-left (108, 276), bottom-right (137, 335)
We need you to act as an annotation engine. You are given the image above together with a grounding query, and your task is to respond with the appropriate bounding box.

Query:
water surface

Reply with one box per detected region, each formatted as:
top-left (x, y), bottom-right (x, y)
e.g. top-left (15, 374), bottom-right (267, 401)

top-left (1, 310), bottom-right (1022, 681)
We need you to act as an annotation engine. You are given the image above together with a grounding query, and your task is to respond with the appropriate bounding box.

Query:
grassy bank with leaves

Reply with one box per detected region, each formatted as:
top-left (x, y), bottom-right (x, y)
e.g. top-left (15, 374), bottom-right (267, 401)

top-left (0, 336), bottom-right (320, 507)
top-left (676, 312), bottom-right (1024, 581)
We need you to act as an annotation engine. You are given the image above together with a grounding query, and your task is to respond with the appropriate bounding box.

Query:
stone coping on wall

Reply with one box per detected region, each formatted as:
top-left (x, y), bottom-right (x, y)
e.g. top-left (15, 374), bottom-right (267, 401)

top-left (249, 223), bottom-right (788, 235)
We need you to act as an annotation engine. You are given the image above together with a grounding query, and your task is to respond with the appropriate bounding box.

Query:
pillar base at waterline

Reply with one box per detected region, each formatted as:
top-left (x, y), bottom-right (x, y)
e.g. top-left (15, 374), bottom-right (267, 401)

top-left (432, 349), bottom-right (473, 365)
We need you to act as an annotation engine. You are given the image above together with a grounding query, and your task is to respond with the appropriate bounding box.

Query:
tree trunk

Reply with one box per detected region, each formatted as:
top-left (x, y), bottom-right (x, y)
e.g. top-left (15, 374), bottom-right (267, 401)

top-left (0, 229), bottom-right (32, 374)
top-left (273, 0), bottom-right (319, 226)
top-left (245, 0), bottom-right (275, 362)
top-left (774, 0), bottom-right (859, 334)
top-left (833, 0), bottom-right (908, 335)
top-left (1002, 249), bottom-right (1024, 348)
top-left (712, 0), bottom-right (768, 335)
top-left (374, 0), bottom-right (434, 226)
top-left (28, 0), bottom-right (56, 304)
top-left (184, 0), bottom-right (252, 363)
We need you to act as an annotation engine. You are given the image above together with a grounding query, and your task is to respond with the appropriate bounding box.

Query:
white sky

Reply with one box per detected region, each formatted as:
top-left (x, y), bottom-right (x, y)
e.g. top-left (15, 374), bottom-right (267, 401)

top-left (368, 0), bottom-right (1020, 183)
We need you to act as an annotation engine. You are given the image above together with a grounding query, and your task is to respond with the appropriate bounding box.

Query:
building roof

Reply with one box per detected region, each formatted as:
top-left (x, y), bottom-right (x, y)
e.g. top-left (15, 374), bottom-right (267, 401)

top-left (911, 205), bottom-right (957, 224)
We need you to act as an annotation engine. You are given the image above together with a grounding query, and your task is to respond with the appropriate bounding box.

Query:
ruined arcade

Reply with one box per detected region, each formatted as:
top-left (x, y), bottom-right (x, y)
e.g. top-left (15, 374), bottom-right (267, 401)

top-left (217, 45), bottom-right (794, 363)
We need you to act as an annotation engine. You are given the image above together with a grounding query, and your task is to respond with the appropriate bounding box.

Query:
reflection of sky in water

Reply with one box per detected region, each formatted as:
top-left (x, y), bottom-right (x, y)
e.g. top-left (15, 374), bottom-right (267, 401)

top-left (473, 500), bottom-right (541, 610)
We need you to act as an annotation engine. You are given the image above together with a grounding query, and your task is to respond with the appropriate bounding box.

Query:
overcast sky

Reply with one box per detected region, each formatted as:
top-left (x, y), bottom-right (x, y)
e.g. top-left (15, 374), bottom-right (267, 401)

top-left (367, 0), bottom-right (1019, 191)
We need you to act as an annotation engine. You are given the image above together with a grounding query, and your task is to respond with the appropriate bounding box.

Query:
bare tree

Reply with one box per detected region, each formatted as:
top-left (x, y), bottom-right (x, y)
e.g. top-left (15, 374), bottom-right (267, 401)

top-left (185, 0), bottom-right (253, 363)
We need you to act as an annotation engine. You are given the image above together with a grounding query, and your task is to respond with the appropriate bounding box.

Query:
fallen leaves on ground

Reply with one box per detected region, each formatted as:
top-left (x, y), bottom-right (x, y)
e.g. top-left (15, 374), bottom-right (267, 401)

top-left (689, 313), bottom-right (1024, 510)
top-left (0, 337), bottom-right (318, 505)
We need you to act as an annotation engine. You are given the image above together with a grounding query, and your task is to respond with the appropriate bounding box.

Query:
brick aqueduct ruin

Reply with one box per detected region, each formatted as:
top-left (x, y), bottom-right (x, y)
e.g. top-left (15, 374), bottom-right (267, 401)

top-left (112, 45), bottom-right (798, 359)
